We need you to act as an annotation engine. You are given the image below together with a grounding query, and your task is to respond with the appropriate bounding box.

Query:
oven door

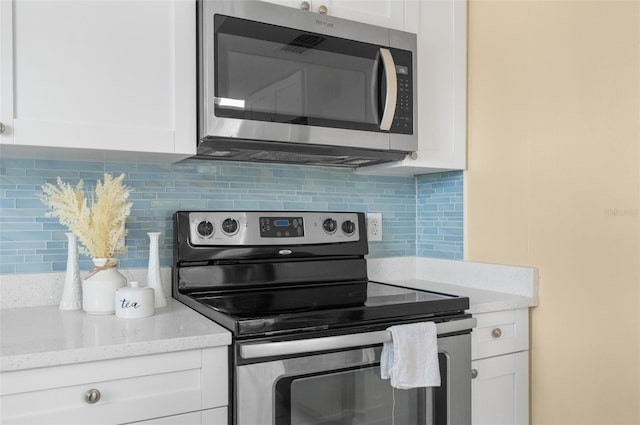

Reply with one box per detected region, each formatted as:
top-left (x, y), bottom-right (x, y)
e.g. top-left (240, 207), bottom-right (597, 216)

top-left (235, 318), bottom-right (474, 425)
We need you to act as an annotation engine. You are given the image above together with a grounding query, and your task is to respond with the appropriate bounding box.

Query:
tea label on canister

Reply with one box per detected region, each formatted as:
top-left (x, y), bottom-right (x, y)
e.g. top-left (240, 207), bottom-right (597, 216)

top-left (115, 281), bottom-right (155, 319)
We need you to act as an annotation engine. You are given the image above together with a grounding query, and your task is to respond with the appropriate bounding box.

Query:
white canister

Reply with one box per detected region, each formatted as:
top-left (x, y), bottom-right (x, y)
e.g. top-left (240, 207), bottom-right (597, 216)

top-left (115, 281), bottom-right (155, 319)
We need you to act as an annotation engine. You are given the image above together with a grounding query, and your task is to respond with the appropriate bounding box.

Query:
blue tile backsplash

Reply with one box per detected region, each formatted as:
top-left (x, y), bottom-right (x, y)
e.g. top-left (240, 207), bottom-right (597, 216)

top-left (416, 172), bottom-right (464, 259)
top-left (0, 157), bottom-right (463, 274)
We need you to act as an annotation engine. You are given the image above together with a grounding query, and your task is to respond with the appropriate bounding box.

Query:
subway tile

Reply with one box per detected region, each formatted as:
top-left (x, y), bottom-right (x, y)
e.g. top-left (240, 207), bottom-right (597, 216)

top-left (27, 169), bottom-right (82, 179)
top-left (4, 168), bottom-right (27, 177)
top-left (35, 159), bottom-right (103, 170)
top-left (0, 198), bottom-right (16, 208)
top-left (0, 263), bottom-right (16, 273)
top-left (0, 158), bottom-right (36, 169)
top-left (16, 262), bottom-right (51, 273)
top-left (0, 241), bottom-right (47, 250)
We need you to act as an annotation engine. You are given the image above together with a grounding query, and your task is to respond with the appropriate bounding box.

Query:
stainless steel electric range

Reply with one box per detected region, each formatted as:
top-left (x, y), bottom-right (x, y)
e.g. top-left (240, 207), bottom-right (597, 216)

top-left (173, 211), bottom-right (475, 425)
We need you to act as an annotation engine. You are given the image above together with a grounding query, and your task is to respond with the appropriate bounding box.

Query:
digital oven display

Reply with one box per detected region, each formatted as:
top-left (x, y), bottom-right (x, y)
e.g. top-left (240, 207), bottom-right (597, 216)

top-left (259, 217), bottom-right (304, 238)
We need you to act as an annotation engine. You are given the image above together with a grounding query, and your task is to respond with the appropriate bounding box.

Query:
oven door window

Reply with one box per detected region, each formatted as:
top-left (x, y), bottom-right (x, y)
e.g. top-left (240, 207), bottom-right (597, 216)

top-left (213, 14), bottom-right (385, 132)
top-left (275, 364), bottom-right (430, 425)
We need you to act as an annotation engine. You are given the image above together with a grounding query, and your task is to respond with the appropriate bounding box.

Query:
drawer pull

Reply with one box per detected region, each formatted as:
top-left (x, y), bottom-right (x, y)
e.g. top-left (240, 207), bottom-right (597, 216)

top-left (471, 368), bottom-right (478, 379)
top-left (85, 389), bottom-right (101, 404)
top-left (492, 328), bottom-right (503, 338)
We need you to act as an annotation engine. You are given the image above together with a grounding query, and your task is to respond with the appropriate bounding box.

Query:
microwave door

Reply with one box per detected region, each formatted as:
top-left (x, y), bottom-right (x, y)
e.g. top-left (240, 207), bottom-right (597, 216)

top-left (378, 48), bottom-right (398, 131)
top-left (212, 14), bottom-right (387, 135)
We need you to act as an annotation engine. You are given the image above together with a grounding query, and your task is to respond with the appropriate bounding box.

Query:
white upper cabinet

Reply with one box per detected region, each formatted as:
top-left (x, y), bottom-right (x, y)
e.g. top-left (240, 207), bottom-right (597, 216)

top-left (0, 0), bottom-right (196, 162)
top-left (260, 0), bottom-right (406, 31)
top-left (0, 0), bottom-right (14, 145)
top-left (358, 0), bottom-right (468, 176)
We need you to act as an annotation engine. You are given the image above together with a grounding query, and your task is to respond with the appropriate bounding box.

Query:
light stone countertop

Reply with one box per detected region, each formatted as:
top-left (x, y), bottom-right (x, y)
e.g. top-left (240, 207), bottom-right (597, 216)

top-left (367, 256), bottom-right (539, 314)
top-left (0, 299), bottom-right (231, 372)
top-left (0, 257), bottom-right (538, 373)
top-left (371, 278), bottom-right (535, 314)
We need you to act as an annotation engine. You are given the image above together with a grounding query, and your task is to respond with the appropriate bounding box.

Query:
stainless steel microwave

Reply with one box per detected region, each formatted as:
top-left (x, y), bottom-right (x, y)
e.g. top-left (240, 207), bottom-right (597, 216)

top-left (197, 0), bottom-right (418, 167)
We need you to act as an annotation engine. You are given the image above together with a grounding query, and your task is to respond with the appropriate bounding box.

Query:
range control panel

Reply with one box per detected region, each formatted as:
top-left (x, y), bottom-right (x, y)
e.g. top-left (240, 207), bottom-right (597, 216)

top-left (188, 211), bottom-right (361, 246)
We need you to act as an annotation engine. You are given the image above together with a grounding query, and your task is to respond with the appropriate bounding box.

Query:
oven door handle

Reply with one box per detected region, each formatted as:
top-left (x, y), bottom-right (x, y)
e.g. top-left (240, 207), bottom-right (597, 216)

top-left (239, 318), bottom-right (476, 360)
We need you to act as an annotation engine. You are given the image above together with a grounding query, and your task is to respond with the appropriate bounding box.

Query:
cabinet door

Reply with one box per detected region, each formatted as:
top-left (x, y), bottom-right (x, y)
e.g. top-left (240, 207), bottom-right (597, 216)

top-left (412, 0), bottom-right (467, 170)
top-left (320, 0), bottom-right (405, 30)
top-left (259, 0), bottom-right (298, 8)
top-left (471, 351), bottom-right (529, 425)
top-left (3, 0), bottom-right (195, 160)
top-left (260, 0), bottom-right (405, 30)
top-left (0, 0), bottom-right (13, 144)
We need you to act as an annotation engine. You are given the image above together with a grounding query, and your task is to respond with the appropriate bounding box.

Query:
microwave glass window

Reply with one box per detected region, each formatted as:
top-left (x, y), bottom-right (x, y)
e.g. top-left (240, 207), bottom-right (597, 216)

top-left (214, 15), bottom-right (383, 132)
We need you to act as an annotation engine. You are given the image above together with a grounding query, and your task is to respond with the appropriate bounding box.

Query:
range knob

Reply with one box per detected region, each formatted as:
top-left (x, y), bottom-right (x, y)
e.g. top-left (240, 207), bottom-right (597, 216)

top-left (221, 218), bottom-right (239, 235)
top-left (341, 220), bottom-right (356, 236)
top-left (196, 220), bottom-right (214, 238)
top-left (322, 218), bottom-right (337, 234)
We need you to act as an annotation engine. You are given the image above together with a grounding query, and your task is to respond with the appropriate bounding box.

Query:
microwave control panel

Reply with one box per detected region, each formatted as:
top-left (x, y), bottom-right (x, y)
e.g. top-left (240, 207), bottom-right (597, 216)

top-left (390, 48), bottom-right (414, 135)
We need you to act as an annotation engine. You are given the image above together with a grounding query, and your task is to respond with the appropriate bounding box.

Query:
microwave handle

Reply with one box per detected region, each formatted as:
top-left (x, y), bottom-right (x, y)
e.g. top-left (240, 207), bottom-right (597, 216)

top-left (379, 48), bottom-right (398, 131)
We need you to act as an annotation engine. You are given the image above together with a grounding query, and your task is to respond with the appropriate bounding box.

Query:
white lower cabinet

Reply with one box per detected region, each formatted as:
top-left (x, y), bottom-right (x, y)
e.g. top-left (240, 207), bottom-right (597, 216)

top-left (472, 351), bottom-right (529, 425)
top-left (133, 407), bottom-right (227, 425)
top-left (0, 347), bottom-right (228, 425)
top-left (471, 308), bottom-right (530, 425)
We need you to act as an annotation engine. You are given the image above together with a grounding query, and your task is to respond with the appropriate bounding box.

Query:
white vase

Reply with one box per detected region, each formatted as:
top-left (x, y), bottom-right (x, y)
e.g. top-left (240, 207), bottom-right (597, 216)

top-left (82, 258), bottom-right (126, 315)
top-left (146, 232), bottom-right (167, 308)
top-left (59, 233), bottom-right (82, 310)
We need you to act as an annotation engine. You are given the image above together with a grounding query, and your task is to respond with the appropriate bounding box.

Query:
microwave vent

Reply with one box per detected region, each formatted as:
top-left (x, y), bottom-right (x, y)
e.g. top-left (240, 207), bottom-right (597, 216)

top-left (280, 34), bottom-right (326, 54)
top-left (249, 150), bottom-right (348, 164)
top-left (196, 138), bottom-right (409, 168)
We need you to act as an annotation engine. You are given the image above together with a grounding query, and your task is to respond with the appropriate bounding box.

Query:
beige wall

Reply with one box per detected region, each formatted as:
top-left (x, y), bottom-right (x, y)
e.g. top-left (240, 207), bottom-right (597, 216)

top-left (466, 1), bottom-right (640, 424)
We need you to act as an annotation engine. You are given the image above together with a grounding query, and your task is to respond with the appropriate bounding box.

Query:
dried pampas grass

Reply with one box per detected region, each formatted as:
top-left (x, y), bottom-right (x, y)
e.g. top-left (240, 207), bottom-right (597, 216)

top-left (40, 173), bottom-right (133, 259)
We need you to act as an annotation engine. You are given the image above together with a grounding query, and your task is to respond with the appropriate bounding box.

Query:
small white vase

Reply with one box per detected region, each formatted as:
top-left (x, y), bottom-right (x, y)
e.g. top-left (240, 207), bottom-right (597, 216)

top-left (60, 232), bottom-right (82, 310)
top-left (146, 232), bottom-right (167, 308)
top-left (82, 258), bottom-right (126, 315)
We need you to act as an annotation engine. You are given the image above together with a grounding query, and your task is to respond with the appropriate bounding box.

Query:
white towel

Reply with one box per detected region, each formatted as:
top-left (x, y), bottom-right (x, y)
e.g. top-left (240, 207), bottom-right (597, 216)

top-left (380, 322), bottom-right (441, 389)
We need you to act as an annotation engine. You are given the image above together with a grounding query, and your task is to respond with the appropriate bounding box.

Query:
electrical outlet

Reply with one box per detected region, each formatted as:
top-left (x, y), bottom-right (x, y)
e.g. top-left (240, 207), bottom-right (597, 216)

top-left (366, 212), bottom-right (383, 242)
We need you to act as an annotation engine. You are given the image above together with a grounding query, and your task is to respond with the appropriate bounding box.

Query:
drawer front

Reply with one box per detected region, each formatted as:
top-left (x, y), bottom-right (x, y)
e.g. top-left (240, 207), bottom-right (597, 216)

top-left (1, 347), bottom-right (228, 425)
top-left (133, 407), bottom-right (228, 425)
top-left (472, 308), bottom-right (528, 360)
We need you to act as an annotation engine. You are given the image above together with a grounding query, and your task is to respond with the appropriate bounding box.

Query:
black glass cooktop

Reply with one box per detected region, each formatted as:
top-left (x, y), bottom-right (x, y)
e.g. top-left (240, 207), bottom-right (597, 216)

top-left (181, 281), bottom-right (469, 338)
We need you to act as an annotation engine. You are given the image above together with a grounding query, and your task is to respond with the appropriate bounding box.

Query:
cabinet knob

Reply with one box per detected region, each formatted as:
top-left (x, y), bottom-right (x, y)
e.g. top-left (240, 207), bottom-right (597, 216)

top-left (318, 4), bottom-right (328, 14)
top-left (0, 122), bottom-right (5, 134)
top-left (84, 388), bottom-right (101, 404)
top-left (471, 368), bottom-right (478, 379)
top-left (300, 1), bottom-right (310, 11)
top-left (492, 328), bottom-right (503, 338)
